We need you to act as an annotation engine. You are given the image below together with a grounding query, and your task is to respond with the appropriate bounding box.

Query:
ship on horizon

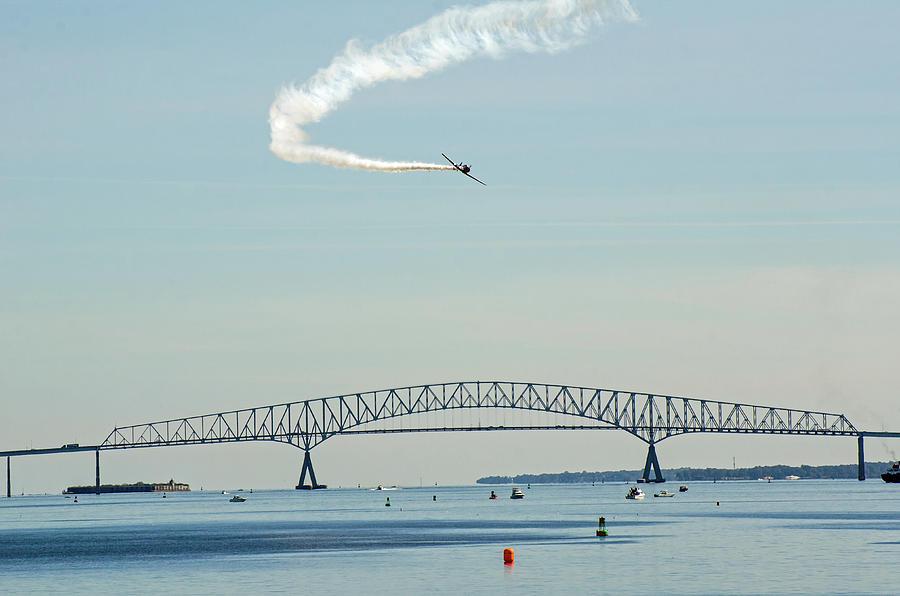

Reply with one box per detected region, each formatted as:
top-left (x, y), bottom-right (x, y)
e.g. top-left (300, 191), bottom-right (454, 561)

top-left (882, 462), bottom-right (900, 483)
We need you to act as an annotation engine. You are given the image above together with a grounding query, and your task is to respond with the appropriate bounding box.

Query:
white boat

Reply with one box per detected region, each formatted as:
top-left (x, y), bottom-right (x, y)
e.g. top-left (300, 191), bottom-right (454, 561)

top-left (229, 495), bottom-right (246, 502)
top-left (626, 487), bottom-right (645, 500)
top-left (510, 487), bottom-right (525, 499)
top-left (653, 490), bottom-right (675, 497)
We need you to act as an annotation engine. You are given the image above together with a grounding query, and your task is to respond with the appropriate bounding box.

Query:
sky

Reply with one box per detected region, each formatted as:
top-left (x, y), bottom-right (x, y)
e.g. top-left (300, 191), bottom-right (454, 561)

top-left (2, 0), bottom-right (900, 493)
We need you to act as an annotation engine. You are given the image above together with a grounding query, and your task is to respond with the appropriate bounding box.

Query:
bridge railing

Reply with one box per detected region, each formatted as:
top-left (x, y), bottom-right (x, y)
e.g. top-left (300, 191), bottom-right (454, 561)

top-left (100, 381), bottom-right (858, 451)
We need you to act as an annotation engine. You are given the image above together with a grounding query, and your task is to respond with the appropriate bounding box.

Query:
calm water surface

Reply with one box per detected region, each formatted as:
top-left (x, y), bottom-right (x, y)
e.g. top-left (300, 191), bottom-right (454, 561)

top-left (1, 481), bottom-right (898, 594)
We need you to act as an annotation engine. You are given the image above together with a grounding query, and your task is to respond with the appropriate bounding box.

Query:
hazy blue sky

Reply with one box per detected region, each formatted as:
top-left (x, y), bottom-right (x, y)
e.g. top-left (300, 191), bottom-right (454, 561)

top-left (3, 0), bottom-right (900, 492)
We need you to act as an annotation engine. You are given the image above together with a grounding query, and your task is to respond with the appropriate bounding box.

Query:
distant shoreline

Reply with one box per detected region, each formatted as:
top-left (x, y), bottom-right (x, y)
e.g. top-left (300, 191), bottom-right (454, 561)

top-left (476, 461), bottom-right (893, 484)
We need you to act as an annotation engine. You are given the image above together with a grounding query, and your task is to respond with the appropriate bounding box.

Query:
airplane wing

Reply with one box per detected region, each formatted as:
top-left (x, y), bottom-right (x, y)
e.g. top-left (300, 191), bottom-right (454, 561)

top-left (463, 171), bottom-right (486, 185)
top-left (441, 153), bottom-right (456, 166)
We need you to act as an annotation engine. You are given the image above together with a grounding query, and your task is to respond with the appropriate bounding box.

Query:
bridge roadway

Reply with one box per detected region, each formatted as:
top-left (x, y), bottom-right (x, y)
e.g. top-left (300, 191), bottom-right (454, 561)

top-left (3, 381), bottom-right (900, 495)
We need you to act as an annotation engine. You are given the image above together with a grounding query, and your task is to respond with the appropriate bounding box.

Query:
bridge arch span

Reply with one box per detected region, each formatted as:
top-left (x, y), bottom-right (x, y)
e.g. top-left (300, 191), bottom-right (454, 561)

top-left (101, 381), bottom-right (858, 453)
top-left (98, 381), bottom-right (858, 486)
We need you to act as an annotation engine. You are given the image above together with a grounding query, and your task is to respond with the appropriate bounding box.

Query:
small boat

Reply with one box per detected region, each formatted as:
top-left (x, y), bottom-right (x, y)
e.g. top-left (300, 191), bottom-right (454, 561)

top-left (882, 462), bottom-right (900, 483)
top-left (221, 490), bottom-right (228, 494)
top-left (653, 490), bottom-right (675, 498)
top-left (229, 495), bottom-right (246, 502)
top-left (678, 485), bottom-right (688, 492)
top-left (510, 487), bottom-right (525, 499)
top-left (784, 475), bottom-right (800, 480)
top-left (625, 486), bottom-right (645, 500)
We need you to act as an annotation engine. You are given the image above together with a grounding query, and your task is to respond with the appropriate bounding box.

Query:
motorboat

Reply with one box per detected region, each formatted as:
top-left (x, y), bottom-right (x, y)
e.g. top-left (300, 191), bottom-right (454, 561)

top-left (678, 485), bottom-right (688, 492)
top-left (510, 487), bottom-right (525, 499)
top-left (625, 487), bottom-right (645, 500)
top-left (653, 490), bottom-right (675, 497)
top-left (882, 462), bottom-right (900, 483)
top-left (229, 495), bottom-right (246, 502)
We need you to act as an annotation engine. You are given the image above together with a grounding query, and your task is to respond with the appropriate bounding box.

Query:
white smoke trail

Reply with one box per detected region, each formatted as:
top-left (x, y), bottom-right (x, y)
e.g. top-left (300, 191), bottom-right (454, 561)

top-left (269, 0), bottom-right (638, 172)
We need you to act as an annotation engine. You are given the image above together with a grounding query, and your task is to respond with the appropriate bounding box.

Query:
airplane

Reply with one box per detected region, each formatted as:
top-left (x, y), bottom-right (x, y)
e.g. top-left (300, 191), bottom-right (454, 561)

top-left (442, 153), bottom-right (486, 185)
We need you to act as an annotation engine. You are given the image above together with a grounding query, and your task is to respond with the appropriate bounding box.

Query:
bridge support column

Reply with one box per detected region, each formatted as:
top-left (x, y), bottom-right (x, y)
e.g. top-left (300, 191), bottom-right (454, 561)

top-left (640, 443), bottom-right (665, 483)
top-left (6, 456), bottom-right (10, 498)
top-left (858, 435), bottom-right (866, 481)
top-left (95, 450), bottom-right (101, 495)
top-left (296, 450), bottom-right (326, 490)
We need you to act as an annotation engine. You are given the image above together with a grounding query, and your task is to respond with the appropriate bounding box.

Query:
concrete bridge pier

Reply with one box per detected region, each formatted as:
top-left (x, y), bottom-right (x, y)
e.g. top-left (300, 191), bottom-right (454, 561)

top-left (639, 442), bottom-right (665, 483)
top-left (858, 435), bottom-right (865, 481)
top-left (296, 450), bottom-right (326, 490)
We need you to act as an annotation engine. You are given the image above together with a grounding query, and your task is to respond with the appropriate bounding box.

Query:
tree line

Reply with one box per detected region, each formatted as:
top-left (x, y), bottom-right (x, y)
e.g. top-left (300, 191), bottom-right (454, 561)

top-left (476, 461), bottom-right (892, 484)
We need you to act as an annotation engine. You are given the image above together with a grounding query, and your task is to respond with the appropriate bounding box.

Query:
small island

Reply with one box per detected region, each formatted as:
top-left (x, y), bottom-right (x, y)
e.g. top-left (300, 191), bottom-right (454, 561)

top-left (64, 479), bottom-right (189, 494)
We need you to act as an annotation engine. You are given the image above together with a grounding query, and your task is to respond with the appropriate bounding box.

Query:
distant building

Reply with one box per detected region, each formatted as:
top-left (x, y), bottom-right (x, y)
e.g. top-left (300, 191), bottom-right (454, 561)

top-left (153, 479), bottom-right (190, 492)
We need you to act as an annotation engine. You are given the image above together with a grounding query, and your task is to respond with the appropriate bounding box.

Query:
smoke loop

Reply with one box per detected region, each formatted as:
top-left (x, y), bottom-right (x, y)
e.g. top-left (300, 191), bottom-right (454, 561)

top-left (269, 0), bottom-right (638, 172)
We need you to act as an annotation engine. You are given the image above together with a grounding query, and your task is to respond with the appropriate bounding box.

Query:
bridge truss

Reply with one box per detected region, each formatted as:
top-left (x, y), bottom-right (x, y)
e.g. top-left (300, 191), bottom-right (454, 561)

top-left (99, 381), bottom-right (858, 486)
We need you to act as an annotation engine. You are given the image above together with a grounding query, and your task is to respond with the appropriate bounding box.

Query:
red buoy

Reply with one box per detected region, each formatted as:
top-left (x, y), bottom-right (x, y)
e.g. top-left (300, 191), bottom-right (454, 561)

top-left (503, 548), bottom-right (514, 564)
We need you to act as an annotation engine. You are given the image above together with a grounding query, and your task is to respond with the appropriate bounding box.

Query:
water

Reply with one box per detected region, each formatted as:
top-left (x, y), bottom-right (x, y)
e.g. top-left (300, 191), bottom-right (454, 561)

top-left (1, 481), bottom-right (898, 594)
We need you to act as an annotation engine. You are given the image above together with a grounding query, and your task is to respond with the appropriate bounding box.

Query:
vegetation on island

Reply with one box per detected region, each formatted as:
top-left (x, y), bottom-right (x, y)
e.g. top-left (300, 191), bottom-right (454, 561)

top-left (476, 461), bottom-right (892, 484)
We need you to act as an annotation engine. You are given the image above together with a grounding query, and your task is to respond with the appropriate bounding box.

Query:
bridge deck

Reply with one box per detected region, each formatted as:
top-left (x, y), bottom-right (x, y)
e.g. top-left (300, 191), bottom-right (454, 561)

top-left (0, 445), bottom-right (102, 458)
top-left (2, 382), bottom-right (899, 491)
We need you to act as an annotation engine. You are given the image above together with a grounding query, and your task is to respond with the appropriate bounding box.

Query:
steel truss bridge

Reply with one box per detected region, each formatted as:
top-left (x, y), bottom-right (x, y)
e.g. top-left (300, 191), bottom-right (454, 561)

top-left (2, 381), bottom-right (896, 496)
